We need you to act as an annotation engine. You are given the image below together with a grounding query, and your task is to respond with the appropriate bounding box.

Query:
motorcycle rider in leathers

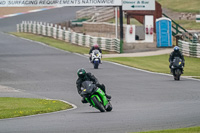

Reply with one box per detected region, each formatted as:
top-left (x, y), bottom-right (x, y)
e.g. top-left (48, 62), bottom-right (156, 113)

top-left (76, 68), bottom-right (111, 103)
top-left (169, 46), bottom-right (185, 73)
top-left (89, 44), bottom-right (102, 63)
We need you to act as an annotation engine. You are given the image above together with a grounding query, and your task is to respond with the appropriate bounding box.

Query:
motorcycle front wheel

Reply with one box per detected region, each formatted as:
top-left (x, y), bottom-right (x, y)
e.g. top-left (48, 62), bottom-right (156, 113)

top-left (94, 62), bottom-right (99, 69)
top-left (91, 96), bottom-right (105, 112)
top-left (175, 69), bottom-right (181, 80)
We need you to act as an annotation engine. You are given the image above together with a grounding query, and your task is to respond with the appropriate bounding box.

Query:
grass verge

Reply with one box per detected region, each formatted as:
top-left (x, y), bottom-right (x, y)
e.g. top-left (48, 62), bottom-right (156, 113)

top-left (108, 17), bottom-right (143, 26)
top-left (193, 76), bottom-right (200, 79)
top-left (156, 0), bottom-right (200, 13)
top-left (174, 20), bottom-right (200, 30)
top-left (0, 97), bottom-right (73, 119)
top-left (10, 32), bottom-right (110, 54)
top-left (103, 54), bottom-right (200, 77)
top-left (132, 126), bottom-right (200, 133)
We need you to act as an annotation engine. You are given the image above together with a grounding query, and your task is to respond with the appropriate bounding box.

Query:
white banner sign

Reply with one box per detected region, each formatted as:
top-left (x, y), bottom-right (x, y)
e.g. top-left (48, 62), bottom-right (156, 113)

top-left (0, 0), bottom-right (122, 7)
top-left (122, 0), bottom-right (155, 10)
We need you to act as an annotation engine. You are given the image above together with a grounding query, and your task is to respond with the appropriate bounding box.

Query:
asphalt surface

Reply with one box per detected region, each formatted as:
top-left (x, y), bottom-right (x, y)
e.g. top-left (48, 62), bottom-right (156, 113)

top-left (0, 7), bottom-right (200, 133)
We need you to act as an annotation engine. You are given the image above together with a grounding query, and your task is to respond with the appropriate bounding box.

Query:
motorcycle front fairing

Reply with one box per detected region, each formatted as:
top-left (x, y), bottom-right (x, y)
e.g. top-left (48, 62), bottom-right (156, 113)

top-left (94, 58), bottom-right (100, 64)
top-left (172, 57), bottom-right (183, 71)
top-left (92, 50), bottom-right (101, 63)
top-left (81, 81), bottom-right (97, 96)
top-left (171, 57), bottom-right (184, 80)
top-left (81, 81), bottom-right (108, 107)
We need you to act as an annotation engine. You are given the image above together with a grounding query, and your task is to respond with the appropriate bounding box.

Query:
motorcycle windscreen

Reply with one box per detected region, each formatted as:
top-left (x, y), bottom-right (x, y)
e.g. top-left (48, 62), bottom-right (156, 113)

top-left (81, 81), bottom-right (96, 95)
top-left (93, 50), bottom-right (100, 56)
top-left (173, 57), bottom-right (182, 67)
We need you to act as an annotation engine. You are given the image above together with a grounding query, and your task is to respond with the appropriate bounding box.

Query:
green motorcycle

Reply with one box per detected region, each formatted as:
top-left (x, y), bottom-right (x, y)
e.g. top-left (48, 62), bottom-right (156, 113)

top-left (81, 81), bottom-right (112, 112)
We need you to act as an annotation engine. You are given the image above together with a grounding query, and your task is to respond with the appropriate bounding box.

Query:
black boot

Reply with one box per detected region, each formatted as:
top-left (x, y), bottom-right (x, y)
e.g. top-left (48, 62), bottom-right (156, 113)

top-left (89, 56), bottom-right (92, 63)
top-left (105, 94), bottom-right (111, 100)
top-left (170, 68), bottom-right (173, 74)
top-left (181, 70), bottom-right (184, 74)
top-left (97, 84), bottom-right (111, 99)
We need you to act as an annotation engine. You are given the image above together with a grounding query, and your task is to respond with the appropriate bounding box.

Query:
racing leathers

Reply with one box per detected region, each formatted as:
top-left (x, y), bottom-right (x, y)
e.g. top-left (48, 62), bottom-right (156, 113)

top-left (76, 73), bottom-right (111, 103)
top-left (169, 50), bottom-right (185, 70)
top-left (89, 47), bottom-right (102, 62)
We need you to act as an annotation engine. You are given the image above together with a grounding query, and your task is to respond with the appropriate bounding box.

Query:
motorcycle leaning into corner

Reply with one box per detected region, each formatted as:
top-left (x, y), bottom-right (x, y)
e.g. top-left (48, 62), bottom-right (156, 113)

top-left (90, 50), bottom-right (102, 69)
top-left (171, 57), bottom-right (184, 80)
top-left (80, 81), bottom-right (112, 112)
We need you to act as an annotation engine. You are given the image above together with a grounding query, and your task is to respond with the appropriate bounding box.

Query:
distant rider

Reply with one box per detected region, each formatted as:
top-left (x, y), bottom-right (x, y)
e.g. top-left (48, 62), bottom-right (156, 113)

top-left (89, 44), bottom-right (102, 62)
top-left (169, 46), bottom-right (185, 72)
top-left (76, 68), bottom-right (111, 103)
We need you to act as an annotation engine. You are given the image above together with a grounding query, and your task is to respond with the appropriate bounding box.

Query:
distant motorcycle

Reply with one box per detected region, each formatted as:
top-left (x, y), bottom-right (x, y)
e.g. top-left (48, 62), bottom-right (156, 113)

top-left (81, 81), bottom-right (112, 112)
top-left (171, 57), bottom-right (184, 80)
top-left (91, 50), bottom-right (102, 69)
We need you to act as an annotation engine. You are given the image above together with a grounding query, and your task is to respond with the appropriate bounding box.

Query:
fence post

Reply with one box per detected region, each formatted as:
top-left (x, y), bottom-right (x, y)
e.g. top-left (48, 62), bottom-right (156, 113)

top-left (89, 36), bottom-right (93, 47)
top-left (36, 22), bottom-right (38, 34)
top-left (62, 27), bottom-right (66, 41)
top-left (23, 22), bottom-right (25, 32)
top-left (178, 40), bottom-right (183, 52)
top-left (82, 35), bottom-right (86, 46)
top-left (75, 33), bottom-right (79, 44)
top-left (190, 43), bottom-right (197, 57)
top-left (40, 22), bottom-right (43, 35)
top-left (50, 24), bottom-right (53, 37)
top-left (69, 31), bottom-right (72, 43)
top-left (97, 37), bottom-right (102, 48)
top-left (105, 39), bottom-right (111, 50)
top-left (26, 21), bottom-right (29, 32)
top-left (17, 24), bottom-right (20, 32)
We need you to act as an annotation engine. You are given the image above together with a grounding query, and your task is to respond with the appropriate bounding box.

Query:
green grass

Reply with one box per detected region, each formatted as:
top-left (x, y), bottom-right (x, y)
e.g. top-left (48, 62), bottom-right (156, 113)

top-left (108, 17), bottom-right (143, 26)
top-left (10, 32), bottom-right (110, 55)
top-left (193, 76), bottom-right (200, 79)
top-left (174, 20), bottom-right (200, 30)
top-left (132, 126), bottom-right (200, 133)
top-left (156, 0), bottom-right (200, 13)
top-left (0, 97), bottom-right (72, 119)
top-left (103, 54), bottom-right (200, 76)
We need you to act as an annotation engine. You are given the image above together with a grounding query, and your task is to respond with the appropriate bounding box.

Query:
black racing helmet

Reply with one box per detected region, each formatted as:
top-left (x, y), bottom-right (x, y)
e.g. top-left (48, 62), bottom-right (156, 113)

top-left (77, 68), bottom-right (86, 79)
top-left (174, 46), bottom-right (179, 52)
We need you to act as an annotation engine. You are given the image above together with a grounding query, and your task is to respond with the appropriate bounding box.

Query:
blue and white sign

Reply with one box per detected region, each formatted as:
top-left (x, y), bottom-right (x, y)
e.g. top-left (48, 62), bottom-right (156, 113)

top-left (123, 0), bottom-right (155, 10)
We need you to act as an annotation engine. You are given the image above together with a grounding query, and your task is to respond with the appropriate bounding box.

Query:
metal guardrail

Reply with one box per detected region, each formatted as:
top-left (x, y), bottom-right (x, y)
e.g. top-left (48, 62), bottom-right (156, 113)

top-left (178, 40), bottom-right (200, 58)
top-left (16, 21), bottom-right (120, 53)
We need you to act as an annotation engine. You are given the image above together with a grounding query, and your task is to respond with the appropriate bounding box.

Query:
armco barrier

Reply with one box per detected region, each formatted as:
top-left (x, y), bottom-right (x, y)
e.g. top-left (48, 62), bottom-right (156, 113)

top-left (178, 40), bottom-right (200, 58)
top-left (17, 21), bottom-right (120, 53)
